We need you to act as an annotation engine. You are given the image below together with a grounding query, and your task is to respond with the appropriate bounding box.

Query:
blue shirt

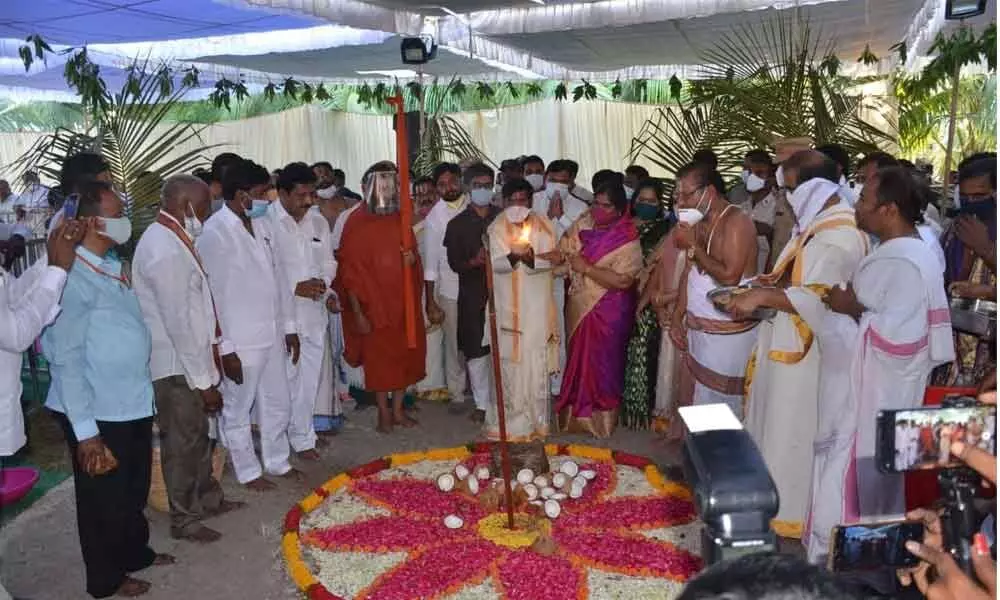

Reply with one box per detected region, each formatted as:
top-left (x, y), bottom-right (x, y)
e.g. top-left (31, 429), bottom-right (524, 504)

top-left (43, 247), bottom-right (154, 440)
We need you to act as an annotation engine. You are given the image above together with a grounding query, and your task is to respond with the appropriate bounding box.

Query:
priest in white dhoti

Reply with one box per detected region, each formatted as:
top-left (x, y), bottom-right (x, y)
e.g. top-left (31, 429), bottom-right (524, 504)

top-left (412, 177), bottom-right (448, 401)
top-left (267, 163), bottom-right (337, 460)
top-left (197, 159), bottom-right (299, 490)
top-left (673, 163), bottom-right (759, 418)
top-left (484, 179), bottom-right (560, 441)
top-left (722, 150), bottom-right (869, 540)
top-left (803, 166), bottom-right (953, 564)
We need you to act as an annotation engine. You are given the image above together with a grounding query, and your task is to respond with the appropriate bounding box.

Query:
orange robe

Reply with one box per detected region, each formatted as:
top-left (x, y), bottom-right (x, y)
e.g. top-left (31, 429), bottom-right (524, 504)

top-left (336, 213), bottom-right (426, 391)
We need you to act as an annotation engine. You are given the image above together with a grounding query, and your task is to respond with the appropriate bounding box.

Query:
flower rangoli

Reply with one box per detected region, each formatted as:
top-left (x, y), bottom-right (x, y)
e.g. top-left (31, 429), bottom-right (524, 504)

top-left (283, 444), bottom-right (703, 599)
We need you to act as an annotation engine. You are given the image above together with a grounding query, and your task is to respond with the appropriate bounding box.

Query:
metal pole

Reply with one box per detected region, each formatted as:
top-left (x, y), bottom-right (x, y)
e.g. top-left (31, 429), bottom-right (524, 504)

top-left (483, 233), bottom-right (516, 530)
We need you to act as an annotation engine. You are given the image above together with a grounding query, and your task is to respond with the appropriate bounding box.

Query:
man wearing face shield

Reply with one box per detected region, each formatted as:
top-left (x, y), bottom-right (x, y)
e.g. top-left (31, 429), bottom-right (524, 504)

top-left (196, 159), bottom-right (300, 491)
top-left (722, 150), bottom-right (869, 541)
top-left (335, 163), bottom-right (426, 433)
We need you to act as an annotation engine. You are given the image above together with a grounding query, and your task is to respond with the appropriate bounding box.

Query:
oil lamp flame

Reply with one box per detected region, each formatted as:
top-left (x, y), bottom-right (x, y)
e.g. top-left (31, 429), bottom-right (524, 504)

top-left (516, 223), bottom-right (532, 244)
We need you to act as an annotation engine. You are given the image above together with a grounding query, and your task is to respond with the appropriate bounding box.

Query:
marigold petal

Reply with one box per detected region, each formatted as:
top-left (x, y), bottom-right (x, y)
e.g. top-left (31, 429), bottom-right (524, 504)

top-left (496, 551), bottom-right (584, 600)
top-left (321, 473), bottom-right (351, 494)
top-left (565, 445), bottom-right (613, 461)
top-left (356, 540), bottom-right (501, 600)
top-left (388, 450), bottom-right (426, 466)
top-left (557, 529), bottom-right (702, 581)
top-left (282, 532), bottom-right (315, 590)
top-left (300, 493), bottom-right (325, 513)
top-left (425, 446), bottom-right (471, 461)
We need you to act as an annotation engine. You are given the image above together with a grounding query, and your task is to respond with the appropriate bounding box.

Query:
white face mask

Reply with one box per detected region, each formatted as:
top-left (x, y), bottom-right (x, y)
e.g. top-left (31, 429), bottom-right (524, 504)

top-left (745, 173), bottom-right (767, 193)
top-left (775, 165), bottom-right (786, 189)
top-left (546, 182), bottom-right (569, 199)
top-left (623, 185), bottom-right (635, 199)
top-left (741, 169), bottom-right (750, 184)
top-left (99, 216), bottom-right (132, 245)
top-left (525, 174), bottom-right (544, 191)
top-left (469, 188), bottom-right (493, 207)
top-left (185, 213), bottom-right (203, 238)
top-left (505, 205), bottom-right (530, 224)
top-left (953, 185), bottom-right (961, 208)
top-left (676, 188), bottom-right (709, 225)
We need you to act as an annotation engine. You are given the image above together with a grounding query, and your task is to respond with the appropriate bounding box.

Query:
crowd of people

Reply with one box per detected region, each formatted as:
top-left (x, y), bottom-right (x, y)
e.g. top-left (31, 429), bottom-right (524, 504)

top-left (0, 136), bottom-right (995, 599)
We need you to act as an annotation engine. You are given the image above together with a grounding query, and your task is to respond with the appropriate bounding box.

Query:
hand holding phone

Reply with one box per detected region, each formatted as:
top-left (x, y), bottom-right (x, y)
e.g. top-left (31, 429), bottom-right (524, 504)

top-left (62, 193), bottom-right (80, 220)
top-left (830, 520), bottom-right (924, 571)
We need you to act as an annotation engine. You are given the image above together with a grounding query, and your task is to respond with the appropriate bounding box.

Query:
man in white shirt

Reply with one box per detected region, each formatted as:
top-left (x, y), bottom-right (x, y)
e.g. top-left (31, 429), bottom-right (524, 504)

top-left (267, 163), bottom-right (336, 460)
top-left (736, 150), bottom-right (778, 274)
top-left (197, 159), bottom-right (300, 490)
top-left (133, 175), bottom-right (244, 543)
top-left (530, 159), bottom-right (589, 395)
top-left (0, 180), bottom-right (17, 223)
top-left (0, 218), bottom-right (83, 600)
top-left (13, 172), bottom-right (50, 238)
top-left (564, 160), bottom-right (593, 204)
top-left (423, 162), bottom-right (469, 404)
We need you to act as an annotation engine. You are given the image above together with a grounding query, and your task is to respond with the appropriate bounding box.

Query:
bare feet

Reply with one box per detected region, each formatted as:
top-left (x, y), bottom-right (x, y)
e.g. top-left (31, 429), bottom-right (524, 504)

top-left (279, 468), bottom-right (305, 481)
top-left (171, 525), bottom-right (222, 544)
top-left (209, 499), bottom-right (247, 516)
top-left (152, 553), bottom-right (176, 566)
top-left (116, 577), bottom-right (151, 597)
top-left (244, 477), bottom-right (277, 492)
top-left (297, 449), bottom-right (322, 461)
top-left (376, 420), bottom-right (393, 434)
top-left (393, 413), bottom-right (418, 428)
top-left (469, 409), bottom-right (486, 424)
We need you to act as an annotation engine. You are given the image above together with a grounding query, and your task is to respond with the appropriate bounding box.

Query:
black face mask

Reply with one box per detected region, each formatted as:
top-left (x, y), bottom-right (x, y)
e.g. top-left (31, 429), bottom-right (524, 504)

top-left (954, 195), bottom-right (997, 221)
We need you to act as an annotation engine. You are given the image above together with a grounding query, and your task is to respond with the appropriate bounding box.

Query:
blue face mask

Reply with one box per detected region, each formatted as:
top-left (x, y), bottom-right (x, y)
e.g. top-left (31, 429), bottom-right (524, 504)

top-left (469, 188), bottom-right (493, 207)
top-left (634, 203), bottom-right (660, 221)
top-left (245, 199), bottom-right (270, 219)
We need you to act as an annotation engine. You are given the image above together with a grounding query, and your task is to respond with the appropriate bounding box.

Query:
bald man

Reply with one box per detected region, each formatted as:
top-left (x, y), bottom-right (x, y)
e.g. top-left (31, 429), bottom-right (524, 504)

top-left (133, 174), bottom-right (244, 544)
top-left (769, 137), bottom-right (813, 269)
top-left (721, 150), bottom-right (868, 541)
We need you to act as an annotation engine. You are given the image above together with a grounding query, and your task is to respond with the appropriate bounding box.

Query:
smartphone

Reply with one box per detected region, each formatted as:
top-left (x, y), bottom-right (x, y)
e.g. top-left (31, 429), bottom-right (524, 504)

top-left (876, 401), bottom-right (997, 473)
top-left (62, 193), bottom-right (80, 220)
top-left (829, 520), bottom-right (924, 571)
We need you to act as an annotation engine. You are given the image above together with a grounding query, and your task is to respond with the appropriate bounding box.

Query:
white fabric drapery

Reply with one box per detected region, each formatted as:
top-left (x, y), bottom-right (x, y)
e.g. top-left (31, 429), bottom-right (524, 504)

top-left (0, 100), bottom-right (665, 190)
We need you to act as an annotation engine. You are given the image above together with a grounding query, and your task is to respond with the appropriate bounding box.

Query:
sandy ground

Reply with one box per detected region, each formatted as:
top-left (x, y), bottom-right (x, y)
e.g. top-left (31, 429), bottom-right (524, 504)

top-left (0, 401), bottom-right (682, 600)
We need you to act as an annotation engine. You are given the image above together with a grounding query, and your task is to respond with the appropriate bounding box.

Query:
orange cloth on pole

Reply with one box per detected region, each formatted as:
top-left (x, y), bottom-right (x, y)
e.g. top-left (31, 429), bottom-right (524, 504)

top-left (336, 213), bottom-right (426, 391)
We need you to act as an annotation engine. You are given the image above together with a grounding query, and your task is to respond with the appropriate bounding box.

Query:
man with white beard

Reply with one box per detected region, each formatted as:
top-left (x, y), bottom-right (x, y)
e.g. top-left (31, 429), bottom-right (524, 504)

top-left (723, 150), bottom-right (869, 542)
top-left (266, 163), bottom-right (336, 460)
top-left (197, 159), bottom-right (300, 490)
top-left (807, 166), bottom-right (953, 564)
top-left (531, 159), bottom-right (589, 395)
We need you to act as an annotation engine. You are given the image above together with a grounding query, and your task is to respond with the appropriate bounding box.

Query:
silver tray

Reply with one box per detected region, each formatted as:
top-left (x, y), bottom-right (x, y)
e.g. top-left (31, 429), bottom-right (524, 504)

top-left (950, 297), bottom-right (997, 340)
top-left (707, 283), bottom-right (778, 321)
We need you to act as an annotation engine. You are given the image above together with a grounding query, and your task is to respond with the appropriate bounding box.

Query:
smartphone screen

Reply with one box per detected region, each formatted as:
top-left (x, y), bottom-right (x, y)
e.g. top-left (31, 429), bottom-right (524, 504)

top-left (62, 194), bottom-right (80, 220)
top-left (878, 403), bottom-right (997, 473)
top-left (830, 521), bottom-right (924, 571)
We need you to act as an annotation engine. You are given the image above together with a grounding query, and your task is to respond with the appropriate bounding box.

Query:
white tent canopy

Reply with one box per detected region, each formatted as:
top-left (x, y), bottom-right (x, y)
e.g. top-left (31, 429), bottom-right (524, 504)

top-left (0, 0), bottom-right (992, 100)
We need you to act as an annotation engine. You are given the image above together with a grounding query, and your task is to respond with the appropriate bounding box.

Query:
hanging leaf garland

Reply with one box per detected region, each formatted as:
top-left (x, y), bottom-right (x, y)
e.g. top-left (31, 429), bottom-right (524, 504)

top-left (554, 82), bottom-right (568, 101)
top-left (668, 75), bottom-right (682, 100)
top-left (526, 82), bottom-right (544, 98)
top-left (611, 78), bottom-right (623, 99)
top-left (857, 43), bottom-right (879, 66)
top-left (476, 81), bottom-right (495, 100)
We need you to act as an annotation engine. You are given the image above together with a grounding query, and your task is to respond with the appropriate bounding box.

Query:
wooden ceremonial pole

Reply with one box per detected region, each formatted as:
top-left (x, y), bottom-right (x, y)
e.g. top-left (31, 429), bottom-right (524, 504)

top-left (386, 95), bottom-right (418, 349)
top-left (483, 234), bottom-right (516, 530)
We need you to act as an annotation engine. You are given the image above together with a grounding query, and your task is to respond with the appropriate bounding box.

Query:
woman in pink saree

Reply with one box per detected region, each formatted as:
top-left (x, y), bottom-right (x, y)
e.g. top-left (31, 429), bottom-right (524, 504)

top-left (555, 185), bottom-right (643, 438)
